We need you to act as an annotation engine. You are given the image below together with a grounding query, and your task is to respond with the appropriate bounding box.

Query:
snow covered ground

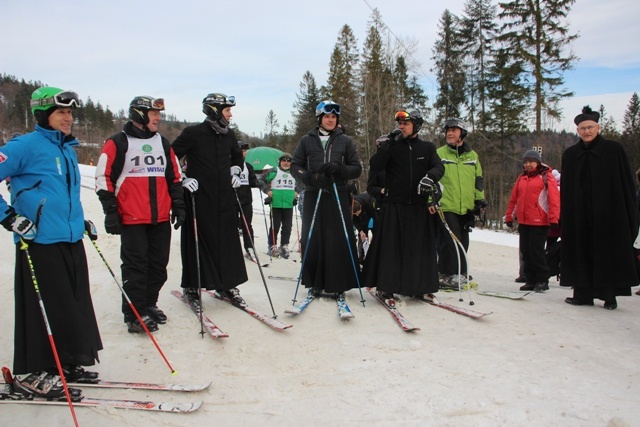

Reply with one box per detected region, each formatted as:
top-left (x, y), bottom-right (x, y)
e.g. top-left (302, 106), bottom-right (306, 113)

top-left (0, 165), bottom-right (639, 427)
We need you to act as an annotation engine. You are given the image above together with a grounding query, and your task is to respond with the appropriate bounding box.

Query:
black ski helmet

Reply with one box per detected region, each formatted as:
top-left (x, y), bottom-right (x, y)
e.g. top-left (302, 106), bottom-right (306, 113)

top-left (202, 93), bottom-right (236, 121)
top-left (238, 141), bottom-right (250, 150)
top-left (443, 118), bottom-right (468, 140)
top-left (129, 96), bottom-right (165, 126)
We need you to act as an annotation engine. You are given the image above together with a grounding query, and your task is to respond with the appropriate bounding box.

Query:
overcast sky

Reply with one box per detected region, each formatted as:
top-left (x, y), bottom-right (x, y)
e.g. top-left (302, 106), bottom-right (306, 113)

top-left (1, 0), bottom-right (638, 137)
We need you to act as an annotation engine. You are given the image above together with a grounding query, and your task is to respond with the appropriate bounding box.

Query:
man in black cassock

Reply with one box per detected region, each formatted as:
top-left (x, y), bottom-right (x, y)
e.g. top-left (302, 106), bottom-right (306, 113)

top-left (560, 106), bottom-right (639, 310)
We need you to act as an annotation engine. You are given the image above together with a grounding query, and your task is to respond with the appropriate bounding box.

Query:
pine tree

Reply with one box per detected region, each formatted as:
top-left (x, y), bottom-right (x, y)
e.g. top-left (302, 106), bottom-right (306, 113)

top-left (291, 71), bottom-right (321, 144)
top-left (460, 0), bottom-right (498, 132)
top-left (498, 0), bottom-right (578, 134)
top-left (598, 104), bottom-right (620, 140)
top-left (432, 9), bottom-right (467, 122)
top-left (264, 109), bottom-right (280, 147)
top-left (326, 24), bottom-right (360, 139)
top-left (622, 92), bottom-right (640, 138)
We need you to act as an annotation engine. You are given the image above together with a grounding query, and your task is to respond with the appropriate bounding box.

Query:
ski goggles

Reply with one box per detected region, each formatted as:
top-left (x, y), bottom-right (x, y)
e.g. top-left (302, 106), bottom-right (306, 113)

top-left (318, 103), bottom-right (341, 115)
top-left (132, 97), bottom-right (165, 110)
top-left (394, 111), bottom-right (411, 121)
top-left (31, 91), bottom-right (83, 109)
top-left (279, 157), bottom-right (292, 162)
top-left (204, 94), bottom-right (236, 107)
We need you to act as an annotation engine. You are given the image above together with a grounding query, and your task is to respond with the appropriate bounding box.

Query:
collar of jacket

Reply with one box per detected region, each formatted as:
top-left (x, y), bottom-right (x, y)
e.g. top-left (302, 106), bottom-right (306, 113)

top-left (124, 121), bottom-right (157, 139)
top-left (35, 124), bottom-right (78, 146)
top-left (578, 134), bottom-right (605, 156)
top-left (445, 141), bottom-right (470, 154)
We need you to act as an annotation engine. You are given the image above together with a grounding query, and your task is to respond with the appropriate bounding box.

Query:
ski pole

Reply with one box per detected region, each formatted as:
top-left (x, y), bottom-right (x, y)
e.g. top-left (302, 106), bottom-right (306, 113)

top-left (331, 182), bottom-right (365, 306)
top-left (190, 192), bottom-right (206, 337)
top-left (259, 195), bottom-right (272, 262)
top-left (292, 190), bottom-right (323, 304)
top-left (293, 203), bottom-right (301, 254)
top-left (436, 206), bottom-right (475, 305)
top-left (19, 239), bottom-right (79, 427)
top-left (88, 236), bottom-right (178, 372)
top-left (234, 190), bottom-right (277, 317)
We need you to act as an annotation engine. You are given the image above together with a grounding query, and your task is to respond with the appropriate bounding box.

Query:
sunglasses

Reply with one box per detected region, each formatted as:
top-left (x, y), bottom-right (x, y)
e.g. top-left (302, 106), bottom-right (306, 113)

top-left (394, 111), bottom-right (411, 121)
top-left (31, 91), bottom-right (83, 109)
top-left (280, 158), bottom-right (292, 162)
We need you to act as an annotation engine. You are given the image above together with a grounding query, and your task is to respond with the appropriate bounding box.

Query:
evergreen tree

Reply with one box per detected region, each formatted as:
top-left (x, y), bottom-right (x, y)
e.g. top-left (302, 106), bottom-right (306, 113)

top-left (264, 109), bottom-right (280, 148)
top-left (326, 24), bottom-right (360, 139)
top-left (598, 104), bottom-right (620, 140)
top-left (622, 92), bottom-right (640, 139)
top-left (498, 0), bottom-right (578, 134)
top-left (460, 0), bottom-right (498, 131)
top-left (432, 9), bottom-right (467, 122)
top-left (291, 71), bottom-right (321, 144)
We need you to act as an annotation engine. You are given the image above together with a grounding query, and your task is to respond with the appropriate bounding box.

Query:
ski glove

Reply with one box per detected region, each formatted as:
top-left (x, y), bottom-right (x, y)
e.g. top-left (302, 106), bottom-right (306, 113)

top-left (505, 221), bottom-right (513, 228)
top-left (417, 174), bottom-right (436, 196)
top-left (307, 172), bottom-right (330, 189)
top-left (182, 177), bottom-right (199, 193)
top-left (104, 209), bottom-right (122, 235)
top-left (230, 166), bottom-right (242, 188)
top-left (2, 212), bottom-right (37, 240)
top-left (171, 202), bottom-right (186, 230)
top-left (84, 220), bottom-right (98, 240)
top-left (319, 162), bottom-right (347, 181)
top-left (264, 197), bottom-right (272, 205)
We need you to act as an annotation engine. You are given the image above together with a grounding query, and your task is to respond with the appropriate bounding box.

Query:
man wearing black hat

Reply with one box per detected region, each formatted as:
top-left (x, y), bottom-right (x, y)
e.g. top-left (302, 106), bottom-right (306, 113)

top-left (560, 106), bottom-right (639, 310)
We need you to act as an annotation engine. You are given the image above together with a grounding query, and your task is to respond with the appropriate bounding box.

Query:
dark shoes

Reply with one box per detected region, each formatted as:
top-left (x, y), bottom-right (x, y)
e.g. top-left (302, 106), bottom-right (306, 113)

top-left (147, 306), bottom-right (168, 324)
top-left (534, 282), bottom-right (549, 292)
top-left (565, 297), bottom-right (594, 306)
top-left (62, 365), bottom-right (99, 382)
top-left (126, 314), bottom-right (159, 333)
top-left (604, 299), bottom-right (617, 310)
top-left (218, 288), bottom-right (246, 307)
top-left (519, 283), bottom-right (535, 291)
top-left (514, 276), bottom-right (527, 283)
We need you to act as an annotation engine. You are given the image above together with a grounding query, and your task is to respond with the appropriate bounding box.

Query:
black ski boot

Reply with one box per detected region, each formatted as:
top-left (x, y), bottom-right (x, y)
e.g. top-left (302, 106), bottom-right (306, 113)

top-left (147, 306), bottom-right (168, 324)
top-left (13, 372), bottom-right (67, 399)
top-left (126, 314), bottom-right (159, 333)
top-left (218, 288), bottom-right (246, 307)
top-left (62, 365), bottom-right (99, 383)
top-left (183, 287), bottom-right (201, 309)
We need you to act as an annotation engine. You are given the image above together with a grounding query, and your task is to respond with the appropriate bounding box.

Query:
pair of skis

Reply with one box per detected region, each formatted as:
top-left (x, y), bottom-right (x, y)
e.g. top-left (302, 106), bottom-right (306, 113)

top-left (284, 291), bottom-right (355, 320)
top-left (0, 367), bottom-right (206, 413)
top-left (366, 288), bottom-right (492, 332)
top-left (171, 289), bottom-right (292, 337)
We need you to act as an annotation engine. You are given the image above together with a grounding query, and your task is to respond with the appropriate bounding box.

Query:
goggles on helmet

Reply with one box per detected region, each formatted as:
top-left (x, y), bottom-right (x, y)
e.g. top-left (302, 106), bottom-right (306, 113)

top-left (132, 97), bottom-right (165, 110)
top-left (204, 94), bottom-right (236, 107)
top-left (444, 119), bottom-right (466, 130)
top-left (394, 111), bottom-right (412, 121)
top-left (30, 91), bottom-right (82, 109)
top-left (318, 103), bottom-right (341, 115)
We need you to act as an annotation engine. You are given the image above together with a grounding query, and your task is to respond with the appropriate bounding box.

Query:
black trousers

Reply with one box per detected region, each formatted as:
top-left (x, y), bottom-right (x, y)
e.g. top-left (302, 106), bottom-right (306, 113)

top-left (438, 212), bottom-right (470, 275)
top-left (519, 224), bottom-right (550, 284)
top-left (268, 207), bottom-right (293, 246)
top-left (120, 222), bottom-right (171, 320)
top-left (238, 202), bottom-right (254, 251)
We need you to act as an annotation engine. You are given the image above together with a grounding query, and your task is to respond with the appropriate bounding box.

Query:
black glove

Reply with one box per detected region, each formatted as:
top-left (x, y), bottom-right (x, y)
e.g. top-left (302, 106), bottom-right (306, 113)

top-left (264, 197), bottom-right (272, 205)
top-left (104, 208), bottom-right (122, 235)
top-left (293, 198), bottom-right (298, 206)
top-left (550, 223), bottom-right (559, 229)
top-left (319, 162), bottom-right (346, 181)
top-left (473, 200), bottom-right (487, 215)
top-left (308, 172), bottom-right (330, 189)
top-left (84, 220), bottom-right (98, 240)
top-left (417, 175), bottom-right (436, 196)
top-left (505, 221), bottom-right (513, 228)
top-left (171, 202), bottom-right (186, 230)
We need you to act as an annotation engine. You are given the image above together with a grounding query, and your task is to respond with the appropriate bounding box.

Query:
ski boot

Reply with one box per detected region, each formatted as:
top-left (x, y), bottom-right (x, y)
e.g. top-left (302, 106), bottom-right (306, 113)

top-left (218, 288), bottom-right (246, 307)
top-left (62, 365), bottom-right (99, 383)
top-left (279, 244), bottom-right (290, 259)
top-left (126, 314), bottom-right (159, 333)
top-left (147, 305), bottom-right (168, 324)
top-left (377, 291), bottom-right (396, 308)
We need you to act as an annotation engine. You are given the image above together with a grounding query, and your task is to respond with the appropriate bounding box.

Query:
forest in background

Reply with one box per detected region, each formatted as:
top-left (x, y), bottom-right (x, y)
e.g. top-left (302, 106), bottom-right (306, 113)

top-left (1, 2), bottom-right (639, 227)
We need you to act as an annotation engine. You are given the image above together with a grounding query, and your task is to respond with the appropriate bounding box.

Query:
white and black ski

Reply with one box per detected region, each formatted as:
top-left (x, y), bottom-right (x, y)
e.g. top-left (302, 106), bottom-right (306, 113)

top-left (477, 290), bottom-right (532, 300)
top-left (0, 379), bottom-right (210, 393)
top-left (0, 390), bottom-right (202, 412)
top-left (205, 290), bottom-right (292, 331)
top-left (170, 290), bottom-right (229, 338)
top-left (367, 288), bottom-right (419, 332)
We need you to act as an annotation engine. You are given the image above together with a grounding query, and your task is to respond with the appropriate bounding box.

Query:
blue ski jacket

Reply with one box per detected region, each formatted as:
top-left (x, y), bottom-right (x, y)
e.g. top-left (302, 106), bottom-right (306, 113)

top-left (0, 125), bottom-right (85, 244)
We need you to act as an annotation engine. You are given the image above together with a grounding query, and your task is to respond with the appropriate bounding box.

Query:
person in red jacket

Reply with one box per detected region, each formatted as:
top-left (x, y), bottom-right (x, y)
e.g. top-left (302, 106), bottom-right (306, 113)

top-left (95, 96), bottom-right (186, 333)
top-left (504, 150), bottom-right (560, 292)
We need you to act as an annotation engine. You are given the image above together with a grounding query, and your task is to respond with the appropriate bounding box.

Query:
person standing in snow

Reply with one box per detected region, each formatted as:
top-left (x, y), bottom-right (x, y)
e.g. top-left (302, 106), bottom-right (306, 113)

top-left (95, 96), bottom-right (186, 333)
top-left (561, 106), bottom-right (639, 309)
top-left (0, 87), bottom-right (102, 398)
top-left (236, 141), bottom-right (259, 259)
top-left (363, 108), bottom-right (444, 302)
top-left (290, 100), bottom-right (362, 300)
top-left (436, 118), bottom-right (486, 289)
top-left (171, 93), bottom-right (248, 306)
top-left (260, 152), bottom-right (298, 259)
top-left (504, 150), bottom-right (560, 292)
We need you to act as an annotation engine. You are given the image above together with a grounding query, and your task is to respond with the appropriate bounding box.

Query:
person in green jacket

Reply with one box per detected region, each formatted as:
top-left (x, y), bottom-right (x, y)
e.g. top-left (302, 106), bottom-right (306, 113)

top-left (436, 118), bottom-right (486, 288)
top-left (260, 153), bottom-right (298, 259)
